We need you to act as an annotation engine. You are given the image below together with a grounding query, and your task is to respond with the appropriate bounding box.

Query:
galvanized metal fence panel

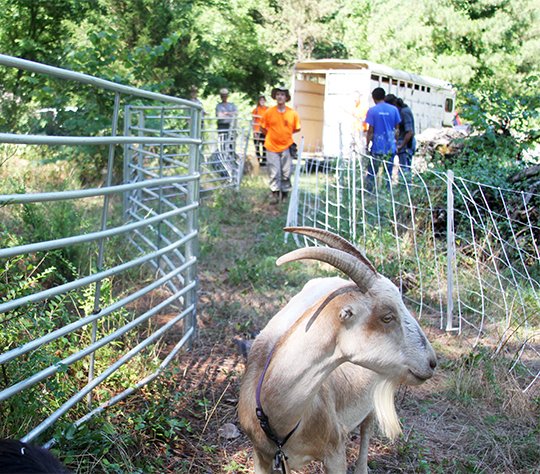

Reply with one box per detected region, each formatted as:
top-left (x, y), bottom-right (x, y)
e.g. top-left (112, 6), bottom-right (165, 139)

top-left (287, 149), bottom-right (540, 392)
top-left (123, 108), bottom-right (250, 196)
top-left (0, 54), bottom-right (202, 444)
top-left (199, 116), bottom-right (250, 193)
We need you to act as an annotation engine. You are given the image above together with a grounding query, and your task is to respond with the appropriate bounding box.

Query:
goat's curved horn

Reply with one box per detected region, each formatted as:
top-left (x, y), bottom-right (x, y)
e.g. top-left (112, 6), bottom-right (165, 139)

top-left (277, 247), bottom-right (378, 293)
top-left (284, 226), bottom-right (378, 275)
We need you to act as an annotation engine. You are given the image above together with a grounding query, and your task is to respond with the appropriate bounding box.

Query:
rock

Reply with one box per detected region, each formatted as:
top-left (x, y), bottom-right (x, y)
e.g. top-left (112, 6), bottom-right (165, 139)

top-left (219, 422), bottom-right (241, 440)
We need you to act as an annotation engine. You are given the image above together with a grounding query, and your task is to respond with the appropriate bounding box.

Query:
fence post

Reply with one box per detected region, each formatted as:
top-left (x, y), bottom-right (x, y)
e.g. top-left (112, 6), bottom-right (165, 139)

top-left (285, 137), bottom-right (304, 245)
top-left (88, 92), bottom-right (121, 407)
top-left (186, 106), bottom-right (202, 343)
top-left (446, 169), bottom-right (455, 331)
top-left (123, 105), bottom-right (130, 217)
top-left (157, 107), bottom-right (165, 273)
top-left (336, 124), bottom-right (343, 234)
top-left (237, 122), bottom-right (250, 190)
top-left (352, 149), bottom-right (357, 243)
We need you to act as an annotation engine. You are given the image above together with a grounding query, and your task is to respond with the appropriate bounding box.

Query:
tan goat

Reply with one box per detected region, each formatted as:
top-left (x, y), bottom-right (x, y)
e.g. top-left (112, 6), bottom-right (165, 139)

top-left (238, 227), bottom-right (437, 473)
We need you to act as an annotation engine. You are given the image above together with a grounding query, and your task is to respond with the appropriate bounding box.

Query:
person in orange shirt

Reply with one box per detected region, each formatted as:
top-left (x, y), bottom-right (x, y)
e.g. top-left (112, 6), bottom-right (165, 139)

top-left (354, 94), bottom-right (369, 130)
top-left (252, 95), bottom-right (268, 165)
top-left (260, 85), bottom-right (301, 204)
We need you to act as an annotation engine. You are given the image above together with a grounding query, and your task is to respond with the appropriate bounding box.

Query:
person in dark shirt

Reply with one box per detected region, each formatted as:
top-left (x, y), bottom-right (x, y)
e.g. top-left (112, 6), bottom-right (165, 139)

top-left (385, 94), bottom-right (416, 181)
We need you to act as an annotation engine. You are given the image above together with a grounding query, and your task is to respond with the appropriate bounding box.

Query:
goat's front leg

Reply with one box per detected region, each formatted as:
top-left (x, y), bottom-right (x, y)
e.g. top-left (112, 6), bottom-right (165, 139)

top-left (253, 450), bottom-right (272, 474)
top-left (352, 414), bottom-right (374, 474)
top-left (322, 446), bottom-right (348, 474)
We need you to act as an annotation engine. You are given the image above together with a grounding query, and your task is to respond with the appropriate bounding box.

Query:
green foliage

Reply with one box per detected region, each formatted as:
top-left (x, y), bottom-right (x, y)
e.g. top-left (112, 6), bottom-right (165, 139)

top-left (1, 178), bottom-right (90, 278)
top-left (258, 0), bottom-right (352, 61)
top-left (0, 170), bottom-right (168, 448)
top-left (0, 0), bottom-right (281, 105)
top-left (223, 460), bottom-right (250, 472)
top-left (424, 76), bottom-right (540, 189)
top-left (0, 240), bottom-right (148, 441)
top-left (349, 0), bottom-right (540, 94)
top-left (459, 84), bottom-right (540, 161)
top-left (199, 1), bottom-right (281, 97)
top-left (53, 381), bottom-right (195, 473)
top-left (0, 0), bottom-right (538, 105)
top-left (0, 0), bottom-right (538, 183)
top-left (0, 0), bottom-right (283, 181)
top-left (0, 0), bottom-right (94, 130)
top-left (312, 40), bottom-right (349, 59)
top-left (57, 416), bottom-right (147, 473)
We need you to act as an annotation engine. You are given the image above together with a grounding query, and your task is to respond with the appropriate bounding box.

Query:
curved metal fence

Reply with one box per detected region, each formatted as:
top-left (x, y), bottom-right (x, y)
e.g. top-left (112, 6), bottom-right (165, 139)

top-left (0, 54), bottom-right (202, 444)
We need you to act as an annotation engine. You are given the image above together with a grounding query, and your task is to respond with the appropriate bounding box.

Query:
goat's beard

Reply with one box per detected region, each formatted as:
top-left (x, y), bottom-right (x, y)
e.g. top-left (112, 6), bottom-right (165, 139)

top-left (373, 379), bottom-right (401, 439)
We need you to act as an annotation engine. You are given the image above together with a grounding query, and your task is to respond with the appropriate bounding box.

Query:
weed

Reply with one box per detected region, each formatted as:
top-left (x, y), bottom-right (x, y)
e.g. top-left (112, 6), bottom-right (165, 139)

top-left (201, 444), bottom-right (217, 454)
top-left (223, 459), bottom-right (250, 473)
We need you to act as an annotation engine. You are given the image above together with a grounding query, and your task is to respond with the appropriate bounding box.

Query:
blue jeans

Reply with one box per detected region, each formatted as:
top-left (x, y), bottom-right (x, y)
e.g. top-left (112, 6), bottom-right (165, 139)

top-left (396, 137), bottom-right (416, 178)
top-left (397, 148), bottom-right (413, 175)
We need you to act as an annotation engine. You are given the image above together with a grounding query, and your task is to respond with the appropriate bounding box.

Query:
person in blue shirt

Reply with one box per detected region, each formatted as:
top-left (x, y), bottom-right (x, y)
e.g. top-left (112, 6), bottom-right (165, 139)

top-left (365, 87), bottom-right (401, 190)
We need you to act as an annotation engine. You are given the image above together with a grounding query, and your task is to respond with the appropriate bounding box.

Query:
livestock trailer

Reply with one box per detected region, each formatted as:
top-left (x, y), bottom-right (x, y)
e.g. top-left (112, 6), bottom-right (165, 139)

top-left (292, 59), bottom-right (456, 157)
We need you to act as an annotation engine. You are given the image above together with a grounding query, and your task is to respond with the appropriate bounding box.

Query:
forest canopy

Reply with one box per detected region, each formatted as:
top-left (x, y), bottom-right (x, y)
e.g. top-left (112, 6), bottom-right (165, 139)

top-left (0, 0), bottom-right (538, 173)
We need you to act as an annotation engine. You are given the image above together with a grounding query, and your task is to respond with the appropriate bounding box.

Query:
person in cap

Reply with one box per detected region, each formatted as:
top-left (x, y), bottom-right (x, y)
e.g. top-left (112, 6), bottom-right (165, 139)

top-left (260, 85), bottom-right (301, 203)
top-left (215, 88), bottom-right (238, 154)
top-left (251, 95), bottom-right (268, 165)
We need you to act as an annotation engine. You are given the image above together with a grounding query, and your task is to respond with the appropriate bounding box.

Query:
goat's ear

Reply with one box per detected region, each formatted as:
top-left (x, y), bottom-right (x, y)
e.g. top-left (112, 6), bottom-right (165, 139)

top-left (339, 306), bottom-right (355, 322)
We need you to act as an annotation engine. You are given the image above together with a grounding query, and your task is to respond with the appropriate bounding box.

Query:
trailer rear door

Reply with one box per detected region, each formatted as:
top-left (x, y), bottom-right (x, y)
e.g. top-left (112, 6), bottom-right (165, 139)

top-left (292, 76), bottom-right (325, 154)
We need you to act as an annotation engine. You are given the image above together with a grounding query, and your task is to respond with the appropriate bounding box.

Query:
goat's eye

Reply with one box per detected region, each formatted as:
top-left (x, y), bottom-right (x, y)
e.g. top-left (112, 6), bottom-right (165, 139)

top-left (381, 313), bottom-right (394, 323)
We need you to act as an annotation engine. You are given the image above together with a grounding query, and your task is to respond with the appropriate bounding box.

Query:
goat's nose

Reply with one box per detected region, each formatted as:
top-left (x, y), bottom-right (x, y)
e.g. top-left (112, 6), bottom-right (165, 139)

top-left (429, 358), bottom-right (437, 370)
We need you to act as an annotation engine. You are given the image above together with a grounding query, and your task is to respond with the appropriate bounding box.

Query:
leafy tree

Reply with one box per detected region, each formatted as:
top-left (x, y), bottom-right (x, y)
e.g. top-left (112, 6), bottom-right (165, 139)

top-left (0, 0), bottom-right (538, 180)
top-left (0, 0), bottom-right (93, 131)
top-left (258, 0), bottom-right (349, 62)
top-left (0, 0), bottom-right (281, 180)
top-left (333, 1), bottom-right (371, 59)
top-left (191, 0), bottom-right (281, 97)
top-left (459, 79), bottom-right (540, 164)
top-left (423, 0), bottom-right (538, 92)
top-left (72, 0), bottom-right (281, 99)
top-left (312, 41), bottom-right (349, 59)
top-left (331, 0), bottom-right (539, 95)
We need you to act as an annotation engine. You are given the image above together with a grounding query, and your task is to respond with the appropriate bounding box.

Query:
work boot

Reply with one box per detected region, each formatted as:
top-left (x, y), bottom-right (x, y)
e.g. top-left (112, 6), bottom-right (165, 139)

top-left (281, 191), bottom-right (289, 202)
top-left (269, 191), bottom-right (279, 205)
